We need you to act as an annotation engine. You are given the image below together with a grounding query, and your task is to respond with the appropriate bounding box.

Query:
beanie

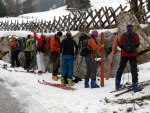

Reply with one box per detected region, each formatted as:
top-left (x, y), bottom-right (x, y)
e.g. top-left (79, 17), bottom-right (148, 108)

top-left (91, 30), bottom-right (98, 37)
top-left (57, 31), bottom-right (63, 36)
top-left (127, 24), bottom-right (133, 31)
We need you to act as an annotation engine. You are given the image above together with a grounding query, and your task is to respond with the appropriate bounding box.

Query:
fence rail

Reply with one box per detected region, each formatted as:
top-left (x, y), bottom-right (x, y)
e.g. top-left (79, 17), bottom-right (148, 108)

top-left (0, 4), bottom-right (149, 33)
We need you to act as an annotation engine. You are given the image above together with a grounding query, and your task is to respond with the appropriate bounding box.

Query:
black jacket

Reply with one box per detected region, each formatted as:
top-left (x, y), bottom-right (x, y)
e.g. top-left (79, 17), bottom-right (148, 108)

top-left (60, 37), bottom-right (78, 56)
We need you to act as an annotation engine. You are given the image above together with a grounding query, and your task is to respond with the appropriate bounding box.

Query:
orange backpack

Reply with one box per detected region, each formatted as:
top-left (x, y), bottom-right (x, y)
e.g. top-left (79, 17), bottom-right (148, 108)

top-left (9, 37), bottom-right (17, 49)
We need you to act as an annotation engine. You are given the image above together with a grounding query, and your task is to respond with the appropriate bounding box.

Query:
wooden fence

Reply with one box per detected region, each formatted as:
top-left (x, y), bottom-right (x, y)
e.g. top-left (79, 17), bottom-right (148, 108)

top-left (0, 4), bottom-right (149, 33)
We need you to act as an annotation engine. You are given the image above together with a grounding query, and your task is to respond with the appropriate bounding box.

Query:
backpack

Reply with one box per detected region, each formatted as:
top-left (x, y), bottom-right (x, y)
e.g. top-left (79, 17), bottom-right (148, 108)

top-left (78, 33), bottom-right (91, 57)
top-left (122, 32), bottom-right (136, 53)
top-left (9, 37), bottom-right (17, 50)
top-left (9, 37), bottom-right (23, 51)
top-left (16, 38), bottom-right (24, 51)
top-left (37, 38), bottom-right (51, 54)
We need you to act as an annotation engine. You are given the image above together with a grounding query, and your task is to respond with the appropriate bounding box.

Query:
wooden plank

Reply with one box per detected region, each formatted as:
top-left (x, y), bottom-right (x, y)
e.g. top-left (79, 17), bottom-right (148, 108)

top-left (102, 7), bottom-right (111, 27)
top-left (109, 7), bottom-right (117, 24)
top-left (87, 9), bottom-right (101, 28)
top-left (86, 9), bottom-right (94, 28)
top-left (106, 36), bottom-right (117, 80)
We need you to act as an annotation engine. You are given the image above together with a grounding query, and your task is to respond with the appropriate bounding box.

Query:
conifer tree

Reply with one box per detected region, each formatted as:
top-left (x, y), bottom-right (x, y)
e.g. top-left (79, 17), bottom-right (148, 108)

top-left (148, 0), bottom-right (150, 11)
top-left (66, 0), bottom-right (90, 9)
top-left (0, 1), bottom-right (7, 17)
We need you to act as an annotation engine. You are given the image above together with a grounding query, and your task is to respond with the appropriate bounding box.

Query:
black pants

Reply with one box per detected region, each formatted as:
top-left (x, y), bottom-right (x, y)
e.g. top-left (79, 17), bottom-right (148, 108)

top-left (116, 56), bottom-right (138, 83)
top-left (51, 52), bottom-right (60, 76)
top-left (24, 51), bottom-right (31, 69)
top-left (11, 50), bottom-right (20, 67)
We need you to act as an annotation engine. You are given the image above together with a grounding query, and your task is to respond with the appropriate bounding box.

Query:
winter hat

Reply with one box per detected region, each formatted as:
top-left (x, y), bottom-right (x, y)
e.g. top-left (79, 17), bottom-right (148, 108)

top-left (91, 30), bottom-right (98, 37)
top-left (57, 31), bottom-right (63, 36)
top-left (127, 24), bottom-right (133, 31)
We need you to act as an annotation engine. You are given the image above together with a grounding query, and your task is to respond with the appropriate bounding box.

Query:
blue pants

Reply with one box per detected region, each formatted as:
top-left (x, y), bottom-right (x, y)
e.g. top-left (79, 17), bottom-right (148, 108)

top-left (61, 55), bottom-right (74, 78)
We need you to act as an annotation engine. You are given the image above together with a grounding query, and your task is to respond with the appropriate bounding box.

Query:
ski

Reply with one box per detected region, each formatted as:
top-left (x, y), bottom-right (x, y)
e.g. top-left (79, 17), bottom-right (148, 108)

top-left (114, 82), bottom-right (150, 97)
top-left (14, 69), bottom-right (36, 74)
top-left (38, 79), bottom-right (77, 91)
top-left (110, 80), bottom-right (150, 93)
top-left (110, 85), bottom-right (130, 93)
top-left (106, 36), bottom-right (118, 80)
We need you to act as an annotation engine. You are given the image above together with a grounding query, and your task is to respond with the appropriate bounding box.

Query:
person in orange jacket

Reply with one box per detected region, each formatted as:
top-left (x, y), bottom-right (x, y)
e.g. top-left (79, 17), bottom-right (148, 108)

top-left (8, 36), bottom-right (20, 68)
top-left (50, 31), bottom-right (63, 81)
top-left (84, 30), bottom-right (104, 88)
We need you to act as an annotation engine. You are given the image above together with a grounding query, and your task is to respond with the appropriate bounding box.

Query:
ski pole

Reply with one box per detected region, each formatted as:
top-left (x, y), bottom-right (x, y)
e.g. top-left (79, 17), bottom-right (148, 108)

top-left (100, 32), bottom-right (104, 87)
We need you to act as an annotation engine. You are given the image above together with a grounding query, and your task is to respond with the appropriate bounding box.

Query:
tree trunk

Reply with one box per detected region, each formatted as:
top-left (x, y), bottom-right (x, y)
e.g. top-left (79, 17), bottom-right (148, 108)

top-left (130, 0), bottom-right (138, 14)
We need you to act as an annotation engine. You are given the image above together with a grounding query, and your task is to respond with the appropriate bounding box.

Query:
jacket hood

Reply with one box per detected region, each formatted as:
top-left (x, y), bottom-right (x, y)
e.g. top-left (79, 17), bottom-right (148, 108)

top-left (41, 34), bottom-right (45, 38)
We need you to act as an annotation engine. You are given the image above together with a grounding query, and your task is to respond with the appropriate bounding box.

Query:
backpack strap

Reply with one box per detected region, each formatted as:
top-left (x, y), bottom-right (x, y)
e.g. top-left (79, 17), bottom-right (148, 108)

top-left (25, 40), bottom-right (32, 50)
top-left (125, 32), bottom-right (134, 37)
top-left (87, 38), bottom-right (95, 54)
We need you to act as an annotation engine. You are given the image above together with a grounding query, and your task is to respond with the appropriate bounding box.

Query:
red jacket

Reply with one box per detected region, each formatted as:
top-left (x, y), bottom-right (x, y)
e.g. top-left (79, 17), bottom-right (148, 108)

top-left (34, 32), bottom-right (46, 50)
top-left (119, 32), bottom-right (140, 57)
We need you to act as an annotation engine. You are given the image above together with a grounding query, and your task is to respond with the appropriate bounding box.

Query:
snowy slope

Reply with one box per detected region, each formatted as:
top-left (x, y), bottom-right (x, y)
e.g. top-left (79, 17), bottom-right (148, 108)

top-left (0, 60), bottom-right (150, 113)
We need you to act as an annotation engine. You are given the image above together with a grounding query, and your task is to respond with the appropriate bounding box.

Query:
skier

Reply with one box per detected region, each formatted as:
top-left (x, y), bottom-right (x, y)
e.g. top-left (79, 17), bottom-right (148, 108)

top-left (115, 24), bottom-right (143, 92)
top-left (50, 31), bottom-right (63, 81)
top-left (60, 32), bottom-right (78, 86)
top-left (24, 34), bottom-right (34, 71)
top-left (84, 30), bottom-right (104, 88)
top-left (8, 36), bottom-right (20, 68)
top-left (33, 30), bottom-right (46, 74)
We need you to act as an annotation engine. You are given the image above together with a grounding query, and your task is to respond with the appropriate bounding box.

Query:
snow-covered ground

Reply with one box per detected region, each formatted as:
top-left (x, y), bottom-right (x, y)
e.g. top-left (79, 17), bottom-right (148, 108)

top-left (0, 59), bottom-right (150, 113)
top-left (0, 0), bottom-right (150, 113)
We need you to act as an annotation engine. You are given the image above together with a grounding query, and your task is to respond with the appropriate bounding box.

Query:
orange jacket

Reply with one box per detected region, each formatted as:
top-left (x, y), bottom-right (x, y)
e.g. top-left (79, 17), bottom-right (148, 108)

top-left (88, 37), bottom-right (102, 57)
top-left (50, 35), bottom-right (60, 53)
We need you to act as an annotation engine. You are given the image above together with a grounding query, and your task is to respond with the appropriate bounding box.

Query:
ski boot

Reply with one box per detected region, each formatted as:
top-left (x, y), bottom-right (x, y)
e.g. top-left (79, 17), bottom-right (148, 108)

top-left (61, 77), bottom-right (66, 86)
top-left (84, 78), bottom-right (89, 88)
top-left (133, 82), bottom-right (143, 93)
top-left (67, 78), bottom-right (74, 87)
top-left (115, 79), bottom-right (122, 90)
top-left (91, 79), bottom-right (100, 88)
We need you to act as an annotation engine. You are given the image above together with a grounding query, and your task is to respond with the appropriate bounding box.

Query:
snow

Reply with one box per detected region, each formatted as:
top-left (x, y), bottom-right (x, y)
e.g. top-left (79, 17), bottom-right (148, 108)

top-left (0, 0), bottom-right (150, 113)
top-left (0, 60), bottom-right (150, 113)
